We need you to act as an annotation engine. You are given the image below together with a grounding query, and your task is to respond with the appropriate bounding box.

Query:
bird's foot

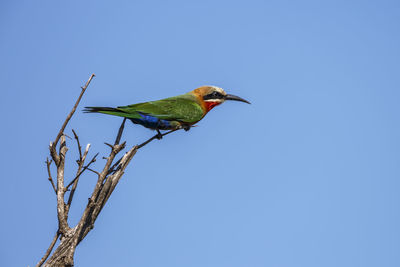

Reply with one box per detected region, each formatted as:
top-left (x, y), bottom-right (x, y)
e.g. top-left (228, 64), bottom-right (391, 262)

top-left (182, 125), bottom-right (191, 131)
top-left (156, 129), bottom-right (163, 140)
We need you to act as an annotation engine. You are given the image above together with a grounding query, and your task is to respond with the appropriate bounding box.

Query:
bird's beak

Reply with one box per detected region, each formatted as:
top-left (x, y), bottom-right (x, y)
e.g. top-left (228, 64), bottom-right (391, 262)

top-left (225, 94), bottom-right (251, 104)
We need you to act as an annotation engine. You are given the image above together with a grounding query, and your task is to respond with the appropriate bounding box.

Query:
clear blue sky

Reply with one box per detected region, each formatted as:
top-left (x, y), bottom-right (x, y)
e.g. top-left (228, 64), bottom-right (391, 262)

top-left (1, 0), bottom-right (399, 266)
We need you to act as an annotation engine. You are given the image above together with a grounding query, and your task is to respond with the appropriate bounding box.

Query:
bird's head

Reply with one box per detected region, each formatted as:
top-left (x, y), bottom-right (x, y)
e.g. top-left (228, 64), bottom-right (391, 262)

top-left (192, 86), bottom-right (250, 112)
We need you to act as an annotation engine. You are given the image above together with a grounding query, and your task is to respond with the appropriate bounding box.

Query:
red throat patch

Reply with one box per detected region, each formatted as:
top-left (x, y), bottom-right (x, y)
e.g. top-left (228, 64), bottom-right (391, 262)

top-left (204, 101), bottom-right (221, 112)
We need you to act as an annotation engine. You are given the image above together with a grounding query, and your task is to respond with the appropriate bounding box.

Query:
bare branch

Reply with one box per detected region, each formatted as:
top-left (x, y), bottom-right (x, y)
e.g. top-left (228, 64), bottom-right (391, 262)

top-left (74, 145), bottom-right (138, 245)
top-left (46, 158), bottom-right (56, 194)
top-left (70, 120), bottom-right (128, 246)
top-left (66, 141), bottom-right (91, 212)
top-left (66, 152), bottom-right (98, 190)
top-left (90, 146), bottom-right (138, 225)
top-left (137, 128), bottom-right (181, 149)
top-left (39, 75), bottom-right (187, 266)
top-left (36, 232), bottom-right (60, 267)
top-left (50, 74), bottom-right (95, 165)
top-left (115, 118), bottom-right (127, 145)
top-left (72, 129), bottom-right (83, 160)
top-left (92, 141), bottom-right (125, 198)
top-left (56, 135), bottom-right (70, 234)
top-left (86, 167), bottom-right (100, 176)
top-left (106, 128), bottom-right (181, 176)
top-left (39, 74), bottom-right (97, 266)
top-left (104, 142), bottom-right (114, 149)
top-left (79, 124), bottom-right (180, 236)
top-left (106, 158), bottom-right (122, 176)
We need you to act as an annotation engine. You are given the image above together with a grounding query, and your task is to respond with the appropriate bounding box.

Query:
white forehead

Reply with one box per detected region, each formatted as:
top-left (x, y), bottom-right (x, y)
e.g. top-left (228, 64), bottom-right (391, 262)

top-left (210, 86), bottom-right (226, 94)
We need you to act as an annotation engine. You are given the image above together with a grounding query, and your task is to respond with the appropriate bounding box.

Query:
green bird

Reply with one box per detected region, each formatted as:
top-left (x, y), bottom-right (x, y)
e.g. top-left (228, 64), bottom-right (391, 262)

top-left (84, 86), bottom-right (250, 134)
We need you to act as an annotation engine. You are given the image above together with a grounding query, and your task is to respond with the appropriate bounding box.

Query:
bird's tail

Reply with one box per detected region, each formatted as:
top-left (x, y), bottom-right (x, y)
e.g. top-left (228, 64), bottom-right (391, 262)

top-left (83, 106), bottom-right (131, 118)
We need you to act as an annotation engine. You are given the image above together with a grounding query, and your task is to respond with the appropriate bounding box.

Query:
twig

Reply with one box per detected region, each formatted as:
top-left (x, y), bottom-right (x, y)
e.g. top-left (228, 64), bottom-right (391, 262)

top-left (103, 118), bottom-right (126, 152)
top-left (46, 158), bottom-right (56, 194)
top-left (72, 129), bottom-right (82, 160)
top-left (106, 158), bottom-right (122, 175)
top-left (104, 142), bottom-right (114, 149)
top-left (85, 119), bottom-right (128, 195)
top-left (137, 128), bottom-right (181, 149)
top-left (115, 118), bottom-right (126, 145)
top-left (66, 153), bottom-right (98, 189)
top-left (106, 128), bottom-right (182, 175)
top-left (36, 232), bottom-right (60, 267)
top-left (66, 142), bottom-right (92, 211)
top-left (50, 74), bottom-right (95, 165)
top-left (87, 167), bottom-right (100, 175)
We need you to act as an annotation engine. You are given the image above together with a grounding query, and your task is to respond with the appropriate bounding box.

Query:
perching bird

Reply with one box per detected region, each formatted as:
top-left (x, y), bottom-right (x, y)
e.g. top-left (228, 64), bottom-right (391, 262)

top-left (84, 86), bottom-right (250, 135)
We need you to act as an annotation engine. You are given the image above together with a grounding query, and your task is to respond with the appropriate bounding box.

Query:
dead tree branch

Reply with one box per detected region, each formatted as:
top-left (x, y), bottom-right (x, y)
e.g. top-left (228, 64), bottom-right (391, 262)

top-left (65, 139), bottom-right (91, 216)
top-left (50, 74), bottom-right (95, 165)
top-left (37, 74), bottom-right (181, 267)
top-left (46, 158), bottom-right (56, 194)
top-left (65, 153), bottom-right (98, 190)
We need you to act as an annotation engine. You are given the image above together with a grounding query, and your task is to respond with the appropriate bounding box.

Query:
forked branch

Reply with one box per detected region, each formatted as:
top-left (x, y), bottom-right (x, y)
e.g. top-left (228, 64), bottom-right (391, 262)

top-left (38, 74), bottom-right (182, 267)
top-left (50, 74), bottom-right (95, 165)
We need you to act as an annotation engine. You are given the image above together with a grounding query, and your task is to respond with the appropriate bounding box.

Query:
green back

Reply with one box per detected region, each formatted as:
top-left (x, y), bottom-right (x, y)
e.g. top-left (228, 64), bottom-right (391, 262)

top-left (118, 93), bottom-right (205, 124)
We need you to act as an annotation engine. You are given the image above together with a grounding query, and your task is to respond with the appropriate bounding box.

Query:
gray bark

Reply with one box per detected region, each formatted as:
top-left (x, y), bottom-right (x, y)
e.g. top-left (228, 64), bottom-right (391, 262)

top-left (37, 74), bottom-right (181, 266)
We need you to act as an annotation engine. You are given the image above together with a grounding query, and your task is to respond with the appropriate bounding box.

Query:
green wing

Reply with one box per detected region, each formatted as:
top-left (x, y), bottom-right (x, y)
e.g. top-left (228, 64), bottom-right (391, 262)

top-left (118, 94), bottom-right (205, 124)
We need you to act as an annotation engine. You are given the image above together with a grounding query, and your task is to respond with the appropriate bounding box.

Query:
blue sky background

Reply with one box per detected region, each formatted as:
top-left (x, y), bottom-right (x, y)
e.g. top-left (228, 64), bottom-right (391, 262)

top-left (1, 0), bottom-right (399, 266)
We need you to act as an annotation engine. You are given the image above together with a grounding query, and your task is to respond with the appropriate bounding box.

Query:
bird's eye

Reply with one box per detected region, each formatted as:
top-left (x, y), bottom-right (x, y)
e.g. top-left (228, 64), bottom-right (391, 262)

top-left (213, 92), bottom-right (222, 98)
top-left (203, 91), bottom-right (223, 100)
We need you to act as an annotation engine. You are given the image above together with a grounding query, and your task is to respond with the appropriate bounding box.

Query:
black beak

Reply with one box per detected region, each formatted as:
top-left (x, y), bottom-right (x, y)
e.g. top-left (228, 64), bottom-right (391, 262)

top-left (225, 94), bottom-right (251, 104)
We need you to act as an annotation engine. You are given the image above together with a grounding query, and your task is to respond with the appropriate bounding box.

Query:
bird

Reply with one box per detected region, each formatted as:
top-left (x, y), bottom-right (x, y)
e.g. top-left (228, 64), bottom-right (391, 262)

top-left (84, 86), bottom-right (250, 137)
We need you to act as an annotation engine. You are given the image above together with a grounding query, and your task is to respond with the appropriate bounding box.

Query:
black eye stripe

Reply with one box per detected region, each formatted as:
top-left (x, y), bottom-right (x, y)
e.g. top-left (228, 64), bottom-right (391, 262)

top-left (203, 91), bottom-right (224, 100)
